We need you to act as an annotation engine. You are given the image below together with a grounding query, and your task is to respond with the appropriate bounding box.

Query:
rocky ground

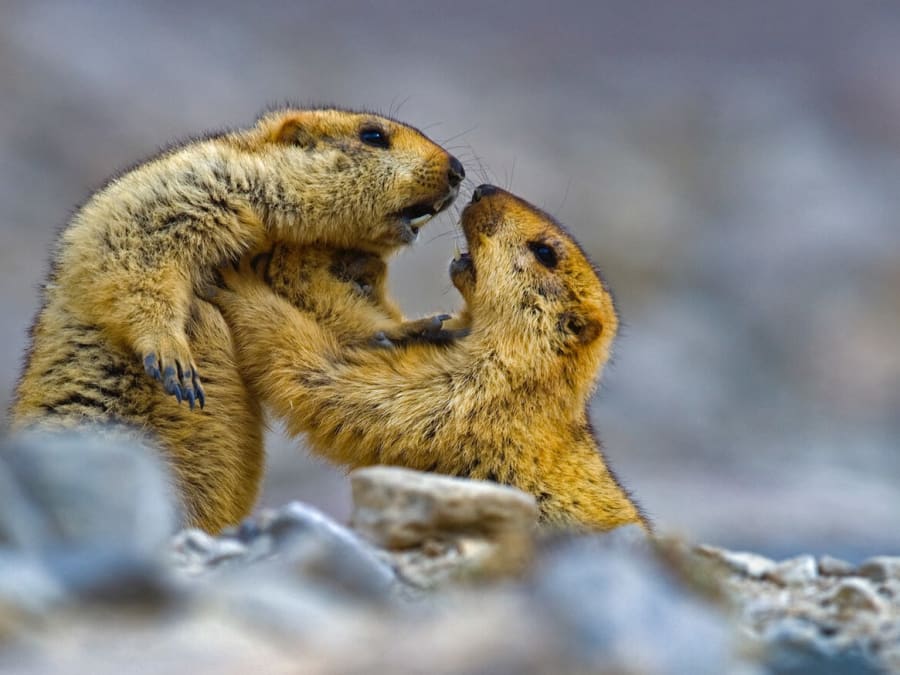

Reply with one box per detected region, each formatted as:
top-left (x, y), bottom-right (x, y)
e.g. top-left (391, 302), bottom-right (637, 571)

top-left (0, 432), bottom-right (897, 674)
top-left (4, 0), bottom-right (900, 558)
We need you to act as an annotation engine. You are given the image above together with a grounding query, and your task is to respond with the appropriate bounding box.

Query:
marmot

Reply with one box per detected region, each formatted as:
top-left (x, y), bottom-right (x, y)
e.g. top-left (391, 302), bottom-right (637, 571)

top-left (11, 108), bottom-right (463, 532)
top-left (214, 185), bottom-right (648, 532)
top-left (14, 107), bottom-right (463, 408)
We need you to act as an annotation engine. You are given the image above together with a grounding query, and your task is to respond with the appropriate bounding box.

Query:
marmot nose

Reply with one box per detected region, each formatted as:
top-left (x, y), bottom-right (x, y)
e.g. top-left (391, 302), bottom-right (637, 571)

top-left (448, 156), bottom-right (465, 187)
top-left (471, 184), bottom-right (499, 202)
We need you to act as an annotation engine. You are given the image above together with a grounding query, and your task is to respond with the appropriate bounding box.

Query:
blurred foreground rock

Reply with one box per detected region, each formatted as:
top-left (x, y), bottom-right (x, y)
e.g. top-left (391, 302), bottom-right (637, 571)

top-left (351, 466), bottom-right (538, 587)
top-left (0, 432), bottom-right (898, 673)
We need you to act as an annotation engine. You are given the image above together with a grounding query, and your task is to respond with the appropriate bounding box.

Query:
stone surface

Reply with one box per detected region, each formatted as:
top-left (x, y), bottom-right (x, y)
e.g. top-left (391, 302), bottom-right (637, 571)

top-left (696, 545), bottom-right (775, 579)
top-left (534, 536), bottom-right (741, 675)
top-left (766, 555), bottom-right (818, 586)
top-left (857, 556), bottom-right (900, 582)
top-left (350, 466), bottom-right (538, 586)
top-left (827, 578), bottom-right (885, 617)
top-left (0, 430), bottom-right (178, 556)
top-left (819, 555), bottom-right (857, 577)
top-left (1, 458), bottom-right (900, 673)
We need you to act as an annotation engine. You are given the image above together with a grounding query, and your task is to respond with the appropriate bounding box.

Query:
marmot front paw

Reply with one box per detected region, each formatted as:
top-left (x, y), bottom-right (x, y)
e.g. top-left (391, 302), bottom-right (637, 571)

top-left (372, 314), bottom-right (464, 347)
top-left (140, 336), bottom-right (205, 409)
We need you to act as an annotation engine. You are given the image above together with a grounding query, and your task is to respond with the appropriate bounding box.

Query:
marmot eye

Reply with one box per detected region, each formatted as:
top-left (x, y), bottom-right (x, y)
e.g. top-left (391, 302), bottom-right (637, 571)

top-left (529, 242), bottom-right (558, 268)
top-left (359, 127), bottom-right (390, 149)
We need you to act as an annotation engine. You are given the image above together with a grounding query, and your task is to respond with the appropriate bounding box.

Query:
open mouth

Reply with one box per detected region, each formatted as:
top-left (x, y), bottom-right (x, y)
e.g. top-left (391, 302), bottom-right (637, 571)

top-left (449, 244), bottom-right (474, 276)
top-left (399, 201), bottom-right (440, 232)
top-left (395, 187), bottom-right (460, 242)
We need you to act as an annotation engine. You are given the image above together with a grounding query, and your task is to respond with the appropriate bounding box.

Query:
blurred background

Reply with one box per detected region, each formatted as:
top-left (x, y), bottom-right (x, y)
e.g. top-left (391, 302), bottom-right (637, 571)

top-left (1, 0), bottom-right (898, 561)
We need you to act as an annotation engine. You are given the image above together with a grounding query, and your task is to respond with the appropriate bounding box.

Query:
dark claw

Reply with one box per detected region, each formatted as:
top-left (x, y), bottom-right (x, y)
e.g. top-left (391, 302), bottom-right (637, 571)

top-left (163, 366), bottom-right (183, 403)
top-left (192, 369), bottom-right (205, 410)
top-left (143, 354), bottom-right (161, 381)
top-left (436, 314), bottom-right (452, 322)
top-left (180, 366), bottom-right (196, 410)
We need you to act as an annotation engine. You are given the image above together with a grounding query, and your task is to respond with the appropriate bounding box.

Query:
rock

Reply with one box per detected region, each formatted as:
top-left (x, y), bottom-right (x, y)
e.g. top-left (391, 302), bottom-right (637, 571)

top-left (857, 556), bottom-right (900, 582)
top-left (766, 555), bottom-right (818, 586)
top-left (534, 536), bottom-right (741, 675)
top-left (350, 467), bottom-right (538, 586)
top-left (0, 553), bottom-right (66, 619)
top-left (695, 545), bottom-right (775, 579)
top-left (0, 430), bottom-right (178, 556)
top-left (827, 578), bottom-right (885, 617)
top-left (170, 528), bottom-right (218, 561)
top-left (761, 617), bottom-right (882, 675)
top-left (257, 502), bottom-right (398, 600)
top-left (350, 466), bottom-right (538, 548)
top-left (818, 555), bottom-right (857, 577)
top-left (44, 550), bottom-right (175, 607)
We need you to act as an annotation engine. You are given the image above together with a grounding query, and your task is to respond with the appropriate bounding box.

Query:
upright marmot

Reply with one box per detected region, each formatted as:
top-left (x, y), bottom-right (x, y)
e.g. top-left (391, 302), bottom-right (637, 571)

top-left (14, 107), bottom-right (463, 408)
top-left (214, 186), bottom-right (648, 532)
top-left (11, 108), bottom-right (463, 532)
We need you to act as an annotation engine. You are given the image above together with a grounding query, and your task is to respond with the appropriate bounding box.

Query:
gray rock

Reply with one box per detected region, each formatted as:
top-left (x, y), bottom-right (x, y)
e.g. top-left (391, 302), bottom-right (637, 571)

top-left (0, 553), bottom-right (66, 618)
top-left (818, 556), bottom-right (856, 577)
top-left (534, 537), bottom-right (740, 675)
top-left (696, 545), bottom-right (775, 579)
top-left (43, 550), bottom-right (175, 607)
top-left (761, 617), bottom-right (881, 674)
top-left (826, 578), bottom-right (885, 617)
top-left (0, 429), bottom-right (178, 556)
top-left (170, 528), bottom-right (218, 559)
top-left (767, 555), bottom-right (818, 586)
top-left (172, 502), bottom-right (399, 602)
top-left (258, 501), bottom-right (398, 600)
top-left (857, 556), bottom-right (900, 582)
top-left (205, 538), bottom-right (248, 566)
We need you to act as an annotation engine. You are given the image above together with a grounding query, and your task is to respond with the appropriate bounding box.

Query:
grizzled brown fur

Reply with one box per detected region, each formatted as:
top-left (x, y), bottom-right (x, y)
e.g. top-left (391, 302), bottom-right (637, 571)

top-left (215, 187), bottom-right (648, 532)
top-left (11, 108), bottom-right (462, 532)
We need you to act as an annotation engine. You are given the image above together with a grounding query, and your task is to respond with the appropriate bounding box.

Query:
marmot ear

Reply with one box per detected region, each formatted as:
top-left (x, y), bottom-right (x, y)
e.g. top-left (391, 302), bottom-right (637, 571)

top-left (559, 311), bottom-right (602, 345)
top-left (273, 117), bottom-right (316, 148)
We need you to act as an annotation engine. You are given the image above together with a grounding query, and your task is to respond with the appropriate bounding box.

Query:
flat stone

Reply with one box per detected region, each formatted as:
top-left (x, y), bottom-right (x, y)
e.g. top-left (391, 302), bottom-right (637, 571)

top-left (206, 538), bottom-right (248, 565)
top-left (350, 467), bottom-right (538, 585)
top-left (350, 467), bottom-right (538, 549)
top-left (818, 555), bottom-right (857, 577)
top-left (695, 545), bottom-right (775, 579)
top-left (827, 578), bottom-right (885, 616)
top-left (857, 556), bottom-right (900, 582)
top-left (766, 555), bottom-right (818, 586)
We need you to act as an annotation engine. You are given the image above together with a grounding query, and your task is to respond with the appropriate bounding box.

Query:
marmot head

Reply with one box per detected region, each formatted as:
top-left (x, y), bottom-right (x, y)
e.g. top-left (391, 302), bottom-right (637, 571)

top-left (451, 185), bottom-right (618, 377)
top-left (250, 108), bottom-right (463, 252)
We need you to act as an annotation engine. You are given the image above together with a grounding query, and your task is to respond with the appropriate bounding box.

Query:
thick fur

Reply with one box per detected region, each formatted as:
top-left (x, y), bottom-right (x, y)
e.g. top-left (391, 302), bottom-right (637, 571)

top-left (216, 187), bottom-right (649, 532)
top-left (11, 108), bottom-right (461, 532)
top-left (16, 107), bottom-right (460, 407)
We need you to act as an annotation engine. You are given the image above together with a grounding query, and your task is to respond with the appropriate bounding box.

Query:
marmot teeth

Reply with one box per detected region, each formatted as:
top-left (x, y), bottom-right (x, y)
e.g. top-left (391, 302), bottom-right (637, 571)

top-left (409, 213), bottom-right (433, 227)
top-left (452, 243), bottom-right (469, 261)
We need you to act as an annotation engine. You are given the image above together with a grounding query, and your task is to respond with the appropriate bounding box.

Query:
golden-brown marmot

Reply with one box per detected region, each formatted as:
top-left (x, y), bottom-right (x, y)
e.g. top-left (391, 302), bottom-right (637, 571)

top-left (214, 185), bottom-right (648, 532)
top-left (11, 108), bottom-right (463, 531)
